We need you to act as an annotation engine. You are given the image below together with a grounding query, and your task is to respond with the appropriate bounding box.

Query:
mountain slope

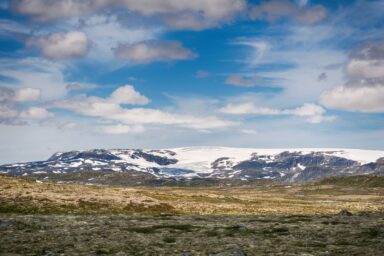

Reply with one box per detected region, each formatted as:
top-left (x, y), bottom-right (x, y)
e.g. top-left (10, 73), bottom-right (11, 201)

top-left (1, 147), bottom-right (383, 183)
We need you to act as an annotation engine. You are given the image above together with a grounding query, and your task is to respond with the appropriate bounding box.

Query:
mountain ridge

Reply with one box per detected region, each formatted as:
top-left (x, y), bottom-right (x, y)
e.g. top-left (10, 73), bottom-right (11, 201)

top-left (1, 147), bottom-right (383, 183)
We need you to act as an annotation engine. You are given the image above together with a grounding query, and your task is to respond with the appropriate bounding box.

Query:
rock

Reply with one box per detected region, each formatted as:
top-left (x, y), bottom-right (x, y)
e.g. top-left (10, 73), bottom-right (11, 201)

top-left (179, 253), bottom-right (193, 256)
top-left (209, 248), bottom-right (245, 256)
top-left (357, 211), bottom-right (370, 217)
top-left (337, 209), bottom-right (353, 217)
top-left (95, 248), bottom-right (110, 254)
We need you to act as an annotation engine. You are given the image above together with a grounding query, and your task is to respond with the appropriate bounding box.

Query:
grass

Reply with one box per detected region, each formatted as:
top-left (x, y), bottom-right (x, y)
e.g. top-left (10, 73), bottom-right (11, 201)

top-left (316, 175), bottom-right (384, 187)
top-left (162, 236), bottom-right (176, 243)
top-left (126, 224), bottom-right (196, 234)
top-left (0, 175), bottom-right (383, 215)
top-left (262, 226), bottom-right (290, 236)
top-left (0, 174), bottom-right (383, 255)
top-left (361, 227), bottom-right (381, 238)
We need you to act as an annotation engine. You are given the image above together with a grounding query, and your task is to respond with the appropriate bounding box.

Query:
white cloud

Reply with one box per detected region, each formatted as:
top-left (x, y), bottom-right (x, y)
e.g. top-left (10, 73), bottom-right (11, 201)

top-left (109, 85), bottom-right (150, 105)
top-left (0, 58), bottom-right (68, 100)
top-left (115, 41), bottom-right (197, 64)
top-left (0, 104), bottom-right (18, 119)
top-left (163, 13), bottom-right (218, 31)
top-left (66, 82), bottom-right (96, 91)
top-left (286, 103), bottom-right (335, 123)
top-left (158, 0), bottom-right (245, 30)
top-left (237, 43), bottom-right (346, 104)
top-left (220, 102), bottom-right (334, 123)
top-left (20, 107), bottom-right (54, 119)
top-left (240, 129), bottom-right (258, 135)
top-left (118, 0), bottom-right (245, 18)
top-left (0, 86), bottom-right (53, 124)
top-left (80, 14), bottom-right (158, 62)
top-left (14, 88), bottom-right (41, 102)
top-left (248, 0), bottom-right (327, 25)
top-left (320, 85), bottom-right (384, 113)
top-left (62, 122), bottom-right (77, 129)
top-left (100, 124), bottom-right (145, 134)
top-left (0, 19), bottom-right (30, 35)
top-left (346, 59), bottom-right (384, 79)
top-left (0, 87), bottom-right (41, 103)
top-left (53, 85), bottom-right (236, 130)
top-left (10, 0), bottom-right (107, 21)
top-left (232, 39), bottom-right (270, 65)
top-left (320, 42), bottom-right (384, 113)
top-left (114, 108), bottom-right (235, 129)
top-left (29, 31), bottom-right (90, 60)
top-left (10, 0), bottom-right (246, 30)
top-left (220, 102), bottom-right (281, 115)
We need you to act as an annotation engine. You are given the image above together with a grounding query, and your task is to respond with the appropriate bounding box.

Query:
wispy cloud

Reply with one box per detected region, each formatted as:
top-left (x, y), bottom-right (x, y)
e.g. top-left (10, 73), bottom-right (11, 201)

top-left (248, 0), bottom-right (327, 25)
top-left (220, 102), bottom-right (335, 124)
top-left (115, 41), bottom-right (197, 64)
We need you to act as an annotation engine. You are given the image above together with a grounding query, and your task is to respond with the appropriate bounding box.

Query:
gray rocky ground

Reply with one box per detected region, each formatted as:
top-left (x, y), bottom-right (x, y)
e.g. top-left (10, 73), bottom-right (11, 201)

top-left (0, 213), bottom-right (383, 256)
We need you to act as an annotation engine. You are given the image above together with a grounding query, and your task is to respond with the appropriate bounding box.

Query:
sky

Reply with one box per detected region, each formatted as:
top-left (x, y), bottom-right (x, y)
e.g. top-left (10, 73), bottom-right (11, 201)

top-left (0, 0), bottom-right (383, 163)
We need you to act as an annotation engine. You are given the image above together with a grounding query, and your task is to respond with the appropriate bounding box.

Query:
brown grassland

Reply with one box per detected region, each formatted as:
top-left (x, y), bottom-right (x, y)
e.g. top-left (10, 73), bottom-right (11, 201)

top-left (0, 175), bottom-right (384, 255)
top-left (0, 175), bottom-right (383, 215)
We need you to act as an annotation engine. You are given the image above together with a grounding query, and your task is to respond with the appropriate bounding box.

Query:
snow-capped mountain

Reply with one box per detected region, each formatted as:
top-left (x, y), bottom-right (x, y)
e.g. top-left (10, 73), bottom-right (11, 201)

top-left (1, 147), bottom-right (383, 183)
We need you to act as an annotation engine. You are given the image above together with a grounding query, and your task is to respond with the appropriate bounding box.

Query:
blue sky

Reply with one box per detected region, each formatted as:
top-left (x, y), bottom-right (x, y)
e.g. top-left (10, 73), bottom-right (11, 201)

top-left (0, 0), bottom-right (383, 163)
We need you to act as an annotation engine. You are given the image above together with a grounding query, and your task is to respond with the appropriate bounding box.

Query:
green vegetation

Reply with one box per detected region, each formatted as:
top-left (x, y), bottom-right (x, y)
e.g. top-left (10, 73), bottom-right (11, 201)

top-left (1, 214), bottom-right (384, 255)
top-left (317, 175), bottom-right (384, 187)
top-left (0, 174), bottom-right (383, 255)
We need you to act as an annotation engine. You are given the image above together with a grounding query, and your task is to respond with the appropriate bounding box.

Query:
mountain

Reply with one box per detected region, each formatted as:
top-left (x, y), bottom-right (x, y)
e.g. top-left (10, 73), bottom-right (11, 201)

top-left (1, 147), bottom-right (383, 183)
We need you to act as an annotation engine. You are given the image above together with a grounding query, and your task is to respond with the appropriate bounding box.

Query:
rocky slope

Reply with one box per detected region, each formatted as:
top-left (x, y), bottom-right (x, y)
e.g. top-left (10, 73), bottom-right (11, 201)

top-left (1, 147), bottom-right (383, 183)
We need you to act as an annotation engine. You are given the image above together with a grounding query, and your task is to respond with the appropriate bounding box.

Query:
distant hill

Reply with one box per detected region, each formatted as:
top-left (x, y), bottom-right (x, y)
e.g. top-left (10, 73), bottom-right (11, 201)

top-left (317, 175), bottom-right (384, 187)
top-left (1, 147), bottom-right (383, 184)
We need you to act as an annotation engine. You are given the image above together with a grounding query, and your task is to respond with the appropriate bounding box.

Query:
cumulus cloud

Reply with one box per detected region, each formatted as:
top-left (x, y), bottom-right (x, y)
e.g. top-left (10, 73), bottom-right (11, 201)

top-left (320, 42), bottom-right (384, 113)
top-left (9, 0), bottom-right (106, 21)
top-left (115, 41), bottom-right (197, 64)
top-left (220, 102), bottom-right (335, 123)
top-left (10, 0), bottom-right (246, 30)
top-left (19, 107), bottom-right (53, 119)
top-left (320, 85), bottom-right (384, 113)
top-left (0, 86), bottom-right (53, 124)
top-left (28, 31), bottom-right (90, 60)
top-left (14, 88), bottom-right (41, 102)
top-left (159, 0), bottom-right (245, 30)
top-left (248, 0), bottom-right (327, 25)
top-left (0, 87), bottom-right (40, 103)
top-left (344, 42), bottom-right (384, 81)
top-left (80, 14), bottom-right (158, 61)
top-left (346, 59), bottom-right (384, 79)
top-left (52, 84), bottom-right (235, 130)
top-left (109, 85), bottom-right (150, 105)
top-left (163, 13), bottom-right (219, 31)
